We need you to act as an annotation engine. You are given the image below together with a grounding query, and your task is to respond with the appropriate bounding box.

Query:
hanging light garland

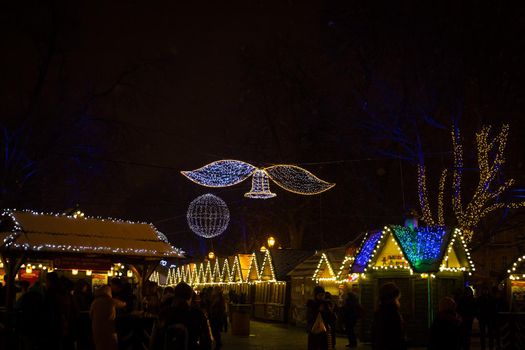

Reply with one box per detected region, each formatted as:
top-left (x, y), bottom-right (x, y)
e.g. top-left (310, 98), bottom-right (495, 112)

top-left (181, 160), bottom-right (335, 199)
top-left (508, 255), bottom-right (525, 280)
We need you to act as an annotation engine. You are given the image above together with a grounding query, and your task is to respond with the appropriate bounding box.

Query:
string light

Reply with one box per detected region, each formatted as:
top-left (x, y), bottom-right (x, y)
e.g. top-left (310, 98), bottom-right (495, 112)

top-left (213, 260), bottom-right (221, 282)
top-left (265, 165), bottom-right (335, 195)
top-left (149, 271), bottom-right (160, 284)
top-left (182, 160), bottom-right (335, 199)
top-left (336, 255), bottom-right (355, 282)
top-left (417, 165), bottom-right (435, 226)
top-left (181, 160), bottom-right (256, 187)
top-left (437, 169), bottom-right (447, 226)
top-left (186, 194), bottom-right (230, 238)
top-left (221, 258), bottom-right (231, 282)
top-left (392, 226), bottom-right (447, 272)
top-left (507, 254), bottom-right (525, 280)
top-left (244, 169), bottom-right (276, 199)
top-left (259, 250), bottom-right (276, 281)
top-left (312, 253), bottom-right (336, 282)
top-left (1, 209), bottom-right (184, 257)
top-left (452, 125), bottom-right (524, 241)
top-left (230, 256), bottom-right (243, 282)
top-left (351, 231), bottom-right (382, 273)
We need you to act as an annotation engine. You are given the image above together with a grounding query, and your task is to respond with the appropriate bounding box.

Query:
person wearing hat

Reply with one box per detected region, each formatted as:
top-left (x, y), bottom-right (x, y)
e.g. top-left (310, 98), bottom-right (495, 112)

top-left (372, 282), bottom-right (406, 350)
top-left (306, 286), bottom-right (336, 350)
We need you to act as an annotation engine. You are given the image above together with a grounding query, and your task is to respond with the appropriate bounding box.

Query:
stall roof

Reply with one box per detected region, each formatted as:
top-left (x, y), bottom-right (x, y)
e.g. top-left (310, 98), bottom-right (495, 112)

top-left (0, 210), bottom-right (184, 259)
top-left (350, 226), bottom-right (474, 273)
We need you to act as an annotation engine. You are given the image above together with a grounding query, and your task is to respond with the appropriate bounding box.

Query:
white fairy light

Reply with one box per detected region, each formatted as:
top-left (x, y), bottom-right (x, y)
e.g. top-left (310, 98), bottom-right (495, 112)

top-left (0, 209), bottom-right (184, 257)
top-left (244, 169), bottom-right (276, 199)
top-left (186, 194), bottom-right (230, 238)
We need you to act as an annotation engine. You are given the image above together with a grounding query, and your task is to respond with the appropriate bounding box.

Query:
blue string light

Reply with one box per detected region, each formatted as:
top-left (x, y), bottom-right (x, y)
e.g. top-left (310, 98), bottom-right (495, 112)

top-left (352, 231), bottom-right (382, 273)
top-left (181, 160), bottom-right (256, 187)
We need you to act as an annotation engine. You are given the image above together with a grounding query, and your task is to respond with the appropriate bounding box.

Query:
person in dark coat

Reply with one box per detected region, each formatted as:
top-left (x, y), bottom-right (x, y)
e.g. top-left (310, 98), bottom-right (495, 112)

top-left (372, 282), bottom-right (406, 350)
top-left (150, 282), bottom-right (212, 350)
top-left (456, 287), bottom-right (476, 350)
top-left (306, 286), bottom-right (335, 350)
top-left (209, 287), bottom-right (227, 350)
top-left (477, 286), bottom-right (497, 350)
top-left (428, 297), bottom-right (461, 350)
top-left (342, 290), bottom-right (362, 348)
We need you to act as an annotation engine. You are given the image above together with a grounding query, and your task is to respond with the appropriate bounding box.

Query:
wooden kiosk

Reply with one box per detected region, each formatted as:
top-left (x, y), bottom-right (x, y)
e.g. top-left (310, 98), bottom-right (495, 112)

top-left (0, 209), bottom-right (184, 346)
top-left (347, 225), bottom-right (474, 344)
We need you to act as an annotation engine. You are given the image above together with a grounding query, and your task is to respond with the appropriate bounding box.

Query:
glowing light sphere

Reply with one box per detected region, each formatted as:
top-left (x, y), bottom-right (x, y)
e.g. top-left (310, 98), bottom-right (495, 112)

top-left (187, 194), bottom-right (230, 238)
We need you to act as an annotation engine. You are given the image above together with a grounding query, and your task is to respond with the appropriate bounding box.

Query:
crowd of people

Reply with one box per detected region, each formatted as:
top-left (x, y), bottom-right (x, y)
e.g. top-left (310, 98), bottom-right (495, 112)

top-left (305, 283), bottom-right (506, 350)
top-left (1, 274), bottom-right (227, 350)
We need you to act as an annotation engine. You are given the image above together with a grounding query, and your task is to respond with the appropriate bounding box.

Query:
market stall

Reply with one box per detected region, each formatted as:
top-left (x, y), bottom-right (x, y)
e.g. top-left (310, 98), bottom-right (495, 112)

top-left (348, 225), bottom-right (474, 344)
top-left (0, 209), bottom-right (184, 312)
top-left (287, 248), bottom-right (348, 326)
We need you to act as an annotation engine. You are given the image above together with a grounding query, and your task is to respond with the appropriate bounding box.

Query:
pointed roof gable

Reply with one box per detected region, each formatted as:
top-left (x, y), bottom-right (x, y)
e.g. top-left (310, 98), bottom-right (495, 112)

top-left (245, 253), bottom-right (260, 282)
top-left (259, 250), bottom-right (276, 281)
top-left (222, 258), bottom-right (232, 282)
top-left (204, 261), bottom-right (213, 283)
top-left (351, 230), bottom-right (383, 273)
top-left (213, 260), bottom-right (222, 282)
top-left (313, 253), bottom-right (336, 281)
top-left (351, 226), bottom-right (474, 274)
top-left (336, 255), bottom-right (355, 282)
top-left (230, 255), bottom-right (243, 282)
top-left (438, 228), bottom-right (474, 273)
top-left (389, 225), bottom-right (450, 273)
top-left (196, 263), bottom-right (205, 283)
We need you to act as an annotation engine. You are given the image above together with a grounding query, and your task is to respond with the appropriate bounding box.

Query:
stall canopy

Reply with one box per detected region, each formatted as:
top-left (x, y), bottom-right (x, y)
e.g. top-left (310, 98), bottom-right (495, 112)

top-left (350, 225), bottom-right (474, 274)
top-left (0, 210), bottom-right (185, 259)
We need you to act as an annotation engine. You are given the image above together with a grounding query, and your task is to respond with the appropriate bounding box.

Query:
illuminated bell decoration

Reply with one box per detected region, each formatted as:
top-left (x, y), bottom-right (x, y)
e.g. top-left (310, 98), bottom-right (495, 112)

top-left (72, 269), bottom-right (79, 275)
top-left (208, 251), bottom-right (215, 260)
top-left (86, 270), bottom-right (92, 276)
top-left (181, 160), bottom-right (335, 199)
top-left (244, 170), bottom-right (276, 199)
top-left (267, 236), bottom-right (276, 248)
top-left (187, 193), bottom-right (230, 238)
top-left (127, 270), bottom-right (133, 278)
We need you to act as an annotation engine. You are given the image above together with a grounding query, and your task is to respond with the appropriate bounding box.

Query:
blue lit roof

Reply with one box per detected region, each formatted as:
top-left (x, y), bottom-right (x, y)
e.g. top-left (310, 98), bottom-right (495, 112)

top-left (351, 231), bottom-right (382, 273)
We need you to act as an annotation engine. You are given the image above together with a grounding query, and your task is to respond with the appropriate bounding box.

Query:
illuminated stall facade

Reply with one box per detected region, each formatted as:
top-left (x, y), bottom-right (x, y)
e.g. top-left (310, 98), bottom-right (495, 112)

top-left (287, 247), bottom-right (354, 326)
top-left (346, 225), bottom-right (474, 344)
top-left (171, 249), bottom-right (311, 322)
top-left (0, 209), bottom-right (184, 329)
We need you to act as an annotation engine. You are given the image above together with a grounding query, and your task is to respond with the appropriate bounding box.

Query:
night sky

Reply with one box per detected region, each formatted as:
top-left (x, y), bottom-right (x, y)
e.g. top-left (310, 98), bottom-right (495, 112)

top-left (2, 1), bottom-right (525, 257)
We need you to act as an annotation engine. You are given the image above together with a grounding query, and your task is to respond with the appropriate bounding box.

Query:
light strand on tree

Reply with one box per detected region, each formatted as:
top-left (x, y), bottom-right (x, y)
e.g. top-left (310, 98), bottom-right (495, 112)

top-left (437, 169), bottom-right (447, 226)
top-left (454, 125), bottom-right (525, 241)
top-left (417, 165), bottom-right (435, 225)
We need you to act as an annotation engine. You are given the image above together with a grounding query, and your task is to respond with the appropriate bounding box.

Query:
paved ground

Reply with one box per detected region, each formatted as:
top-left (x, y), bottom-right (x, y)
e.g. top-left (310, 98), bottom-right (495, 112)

top-left (222, 320), bottom-right (482, 350)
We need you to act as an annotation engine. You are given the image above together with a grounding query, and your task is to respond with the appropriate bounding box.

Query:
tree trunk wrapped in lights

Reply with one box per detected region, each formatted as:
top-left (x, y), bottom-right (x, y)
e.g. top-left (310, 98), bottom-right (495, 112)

top-left (417, 124), bottom-right (525, 242)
